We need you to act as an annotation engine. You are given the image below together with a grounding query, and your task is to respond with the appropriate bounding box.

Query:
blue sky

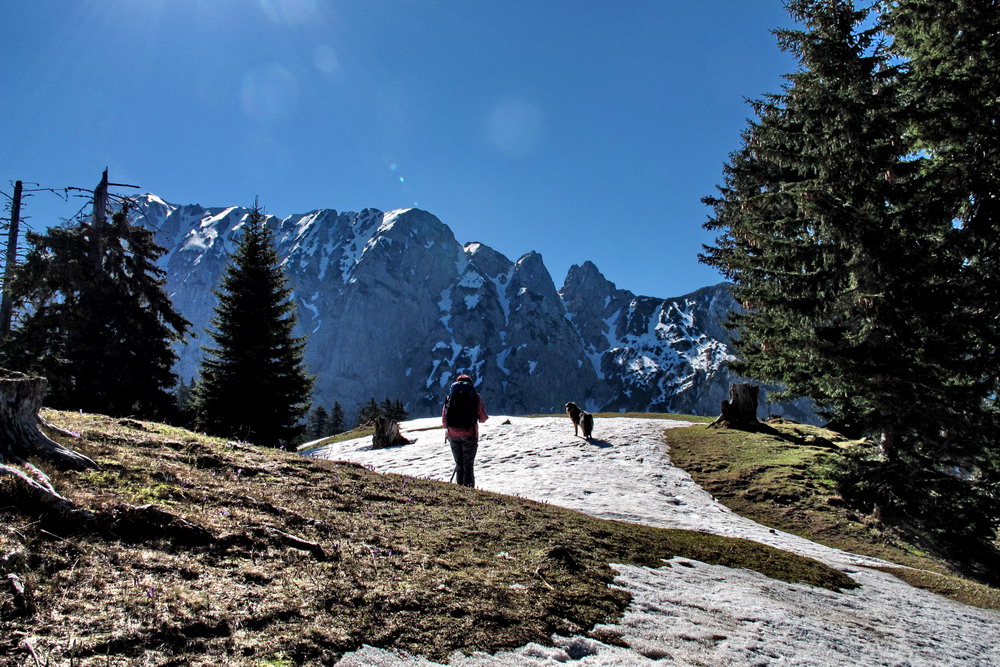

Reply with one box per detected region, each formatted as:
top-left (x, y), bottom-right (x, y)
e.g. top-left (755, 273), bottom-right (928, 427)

top-left (3, 1), bottom-right (796, 298)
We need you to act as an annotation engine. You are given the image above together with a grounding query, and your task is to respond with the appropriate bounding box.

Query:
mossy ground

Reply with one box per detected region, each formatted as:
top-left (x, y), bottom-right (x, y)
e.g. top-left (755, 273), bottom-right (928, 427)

top-left (1, 411), bottom-right (851, 666)
top-left (664, 419), bottom-right (1000, 610)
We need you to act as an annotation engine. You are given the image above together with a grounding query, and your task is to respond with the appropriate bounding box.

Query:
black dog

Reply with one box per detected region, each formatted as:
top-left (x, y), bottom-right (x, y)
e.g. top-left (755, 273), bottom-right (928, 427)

top-left (564, 402), bottom-right (594, 440)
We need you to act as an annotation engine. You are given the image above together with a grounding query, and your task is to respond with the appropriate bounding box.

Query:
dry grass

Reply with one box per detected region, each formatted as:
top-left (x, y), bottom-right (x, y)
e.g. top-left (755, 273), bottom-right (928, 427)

top-left (665, 419), bottom-right (1000, 610)
top-left (0, 411), bottom-right (853, 666)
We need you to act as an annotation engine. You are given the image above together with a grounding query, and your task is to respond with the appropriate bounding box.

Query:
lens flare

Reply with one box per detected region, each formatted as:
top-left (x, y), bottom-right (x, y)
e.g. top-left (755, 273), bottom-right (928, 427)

top-left (487, 100), bottom-right (543, 158)
top-left (258, 0), bottom-right (317, 26)
top-left (240, 65), bottom-right (299, 124)
top-left (313, 44), bottom-right (340, 75)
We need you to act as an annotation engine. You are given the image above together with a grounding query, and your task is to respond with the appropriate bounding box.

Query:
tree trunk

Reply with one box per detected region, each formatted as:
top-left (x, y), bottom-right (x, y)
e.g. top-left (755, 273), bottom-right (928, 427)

top-left (707, 383), bottom-right (760, 429)
top-left (1, 370), bottom-right (96, 469)
top-left (1, 369), bottom-right (98, 511)
top-left (371, 416), bottom-right (412, 449)
top-left (879, 429), bottom-right (897, 463)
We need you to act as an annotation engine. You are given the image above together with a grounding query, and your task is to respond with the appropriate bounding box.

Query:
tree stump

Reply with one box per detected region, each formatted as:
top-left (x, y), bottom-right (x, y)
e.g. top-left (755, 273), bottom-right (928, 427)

top-left (1, 370), bottom-right (96, 469)
top-left (707, 383), bottom-right (760, 429)
top-left (1, 369), bottom-right (98, 511)
top-left (371, 416), bottom-right (412, 449)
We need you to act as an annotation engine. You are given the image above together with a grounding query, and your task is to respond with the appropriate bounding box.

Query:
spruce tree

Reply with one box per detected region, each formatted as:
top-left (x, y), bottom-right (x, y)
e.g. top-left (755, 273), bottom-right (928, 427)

top-left (173, 377), bottom-right (197, 426)
top-left (703, 0), bottom-right (903, 427)
top-left (880, 0), bottom-right (1000, 546)
top-left (193, 202), bottom-right (313, 448)
top-left (884, 0), bottom-right (1000, 400)
top-left (701, 0), bottom-right (999, 548)
top-left (377, 397), bottom-right (408, 421)
top-left (327, 401), bottom-right (346, 435)
top-left (2, 201), bottom-right (190, 418)
top-left (307, 405), bottom-right (329, 440)
top-left (356, 398), bottom-right (380, 427)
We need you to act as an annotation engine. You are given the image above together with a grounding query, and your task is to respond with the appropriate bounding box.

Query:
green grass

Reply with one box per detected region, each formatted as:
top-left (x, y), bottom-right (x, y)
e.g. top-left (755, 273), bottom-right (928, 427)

top-left (664, 419), bottom-right (1000, 610)
top-left (1, 410), bottom-right (853, 666)
top-left (870, 567), bottom-right (1000, 610)
top-left (296, 425), bottom-right (375, 451)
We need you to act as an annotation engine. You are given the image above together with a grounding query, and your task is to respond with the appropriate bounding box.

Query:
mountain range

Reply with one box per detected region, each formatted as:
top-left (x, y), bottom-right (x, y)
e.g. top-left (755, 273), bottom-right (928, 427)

top-left (135, 196), bottom-right (814, 423)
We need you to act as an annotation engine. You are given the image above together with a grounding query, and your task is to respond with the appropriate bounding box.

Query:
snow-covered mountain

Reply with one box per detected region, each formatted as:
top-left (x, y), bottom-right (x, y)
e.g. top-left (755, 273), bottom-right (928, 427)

top-left (135, 195), bottom-right (812, 422)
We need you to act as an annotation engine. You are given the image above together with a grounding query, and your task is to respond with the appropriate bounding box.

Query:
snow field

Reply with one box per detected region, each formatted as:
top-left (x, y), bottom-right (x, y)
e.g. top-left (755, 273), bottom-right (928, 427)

top-left (310, 416), bottom-right (1000, 666)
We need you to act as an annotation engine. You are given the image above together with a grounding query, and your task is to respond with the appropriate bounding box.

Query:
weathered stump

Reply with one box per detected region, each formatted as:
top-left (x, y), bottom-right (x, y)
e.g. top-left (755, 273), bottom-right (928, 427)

top-left (371, 416), bottom-right (412, 449)
top-left (707, 383), bottom-right (760, 429)
top-left (0, 370), bottom-right (96, 469)
top-left (1, 369), bottom-right (97, 512)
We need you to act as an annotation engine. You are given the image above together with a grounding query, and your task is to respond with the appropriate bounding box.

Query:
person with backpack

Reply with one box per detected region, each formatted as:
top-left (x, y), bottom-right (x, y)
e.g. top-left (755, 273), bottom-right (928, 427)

top-left (442, 373), bottom-right (488, 487)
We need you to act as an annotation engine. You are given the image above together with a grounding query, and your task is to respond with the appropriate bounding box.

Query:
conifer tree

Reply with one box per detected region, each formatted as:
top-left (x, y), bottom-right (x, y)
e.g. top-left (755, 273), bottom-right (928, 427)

top-left (175, 377), bottom-right (196, 424)
top-left (884, 0), bottom-right (1000, 400)
top-left (357, 398), bottom-right (380, 427)
top-left (703, 0), bottom-right (903, 425)
top-left (193, 202), bottom-right (313, 448)
top-left (307, 405), bottom-right (329, 440)
top-left (327, 401), bottom-right (346, 435)
top-left (879, 0), bottom-right (1000, 545)
top-left (372, 398), bottom-right (408, 422)
top-left (2, 201), bottom-right (190, 418)
top-left (701, 0), bottom-right (999, 547)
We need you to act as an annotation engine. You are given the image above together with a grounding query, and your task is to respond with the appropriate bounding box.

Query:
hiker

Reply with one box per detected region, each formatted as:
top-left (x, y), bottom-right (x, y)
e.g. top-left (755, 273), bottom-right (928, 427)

top-left (442, 373), bottom-right (488, 487)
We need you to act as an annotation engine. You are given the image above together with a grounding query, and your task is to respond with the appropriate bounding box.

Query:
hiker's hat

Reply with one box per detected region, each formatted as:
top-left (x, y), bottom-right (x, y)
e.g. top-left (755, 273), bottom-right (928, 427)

top-left (456, 374), bottom-right (473, 383)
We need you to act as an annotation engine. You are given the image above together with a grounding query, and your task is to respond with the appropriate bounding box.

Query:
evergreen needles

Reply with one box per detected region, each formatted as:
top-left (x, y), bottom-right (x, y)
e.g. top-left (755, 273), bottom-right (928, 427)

top-left (700, 0), bottom-right (1000, 552)
top-left (0, 201), bottom-right (190, 419)
top-left (192, 202), bottom-right (313, 448)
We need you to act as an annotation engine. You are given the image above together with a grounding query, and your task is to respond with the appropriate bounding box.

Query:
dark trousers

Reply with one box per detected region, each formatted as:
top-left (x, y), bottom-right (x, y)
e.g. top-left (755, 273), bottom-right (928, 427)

top-left (449, 437), bottom-right (478, 487)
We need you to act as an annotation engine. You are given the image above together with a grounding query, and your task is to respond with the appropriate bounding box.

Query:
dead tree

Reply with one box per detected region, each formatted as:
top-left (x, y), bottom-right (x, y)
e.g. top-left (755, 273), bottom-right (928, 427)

top-left (371, 416), bottom-right (412, 449)
top-left (707, 383), bottom-right (760, 429)
top-left (0, 369), bottom-right (98, 510)
top-left (1, 180), bottom-right (23, 338)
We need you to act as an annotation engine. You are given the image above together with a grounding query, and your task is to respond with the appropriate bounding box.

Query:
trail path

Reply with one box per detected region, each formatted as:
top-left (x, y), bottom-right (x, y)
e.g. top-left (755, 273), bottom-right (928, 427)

top-left (308, 417), bottom-right (999, 666)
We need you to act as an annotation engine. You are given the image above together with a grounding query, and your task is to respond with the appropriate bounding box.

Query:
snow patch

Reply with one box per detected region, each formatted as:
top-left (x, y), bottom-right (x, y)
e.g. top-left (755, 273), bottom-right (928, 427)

top-left (312, 417), bottom-right (1000, 667)
top-left (438, 289), bottom-right (453, 329)
top-left (496, 348), bottom-right (511, 375)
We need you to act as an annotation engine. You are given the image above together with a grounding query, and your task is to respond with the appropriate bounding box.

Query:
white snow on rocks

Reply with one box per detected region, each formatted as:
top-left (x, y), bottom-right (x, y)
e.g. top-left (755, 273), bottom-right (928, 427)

top-left (308, 416), bottom-right (999, 666)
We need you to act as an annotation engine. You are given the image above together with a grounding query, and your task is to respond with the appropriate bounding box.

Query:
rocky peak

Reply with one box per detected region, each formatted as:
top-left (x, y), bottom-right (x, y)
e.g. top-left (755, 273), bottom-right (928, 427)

top-left (132, 194), bottom-right (816, 423)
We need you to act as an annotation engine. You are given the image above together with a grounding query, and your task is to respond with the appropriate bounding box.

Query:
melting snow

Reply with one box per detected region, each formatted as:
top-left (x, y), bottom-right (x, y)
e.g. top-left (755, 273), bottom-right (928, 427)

top-left (496, 348), bottom-right (512, 375)
top-left (299, 294), bottom-right (321, 333)
top-left (205, 206), bottom-right (240, 230)
top-left (458, 272), bottom-right (485, 289)
top-left (338, 210), bottom-right (392, 281)
top-left (181, 228), bottom-right (216, 254)
top-left (143, 193), bottom-right (173, 210)
top-left (438, 290), bottom-right (453, 329)
top-left (311, 417), bottom-right (1000, 666)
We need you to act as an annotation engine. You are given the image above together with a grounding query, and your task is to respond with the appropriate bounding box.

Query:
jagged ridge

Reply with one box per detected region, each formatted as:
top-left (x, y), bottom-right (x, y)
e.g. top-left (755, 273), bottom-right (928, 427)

top-left (136, 196), bottom-right (813, 422)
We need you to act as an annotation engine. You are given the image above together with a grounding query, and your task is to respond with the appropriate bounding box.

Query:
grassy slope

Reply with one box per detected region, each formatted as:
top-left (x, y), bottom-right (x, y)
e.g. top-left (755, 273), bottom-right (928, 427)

top-left (1, 411), bottom-right (851, 666)
top-left (664, 419), bottom-right (1000, 611)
